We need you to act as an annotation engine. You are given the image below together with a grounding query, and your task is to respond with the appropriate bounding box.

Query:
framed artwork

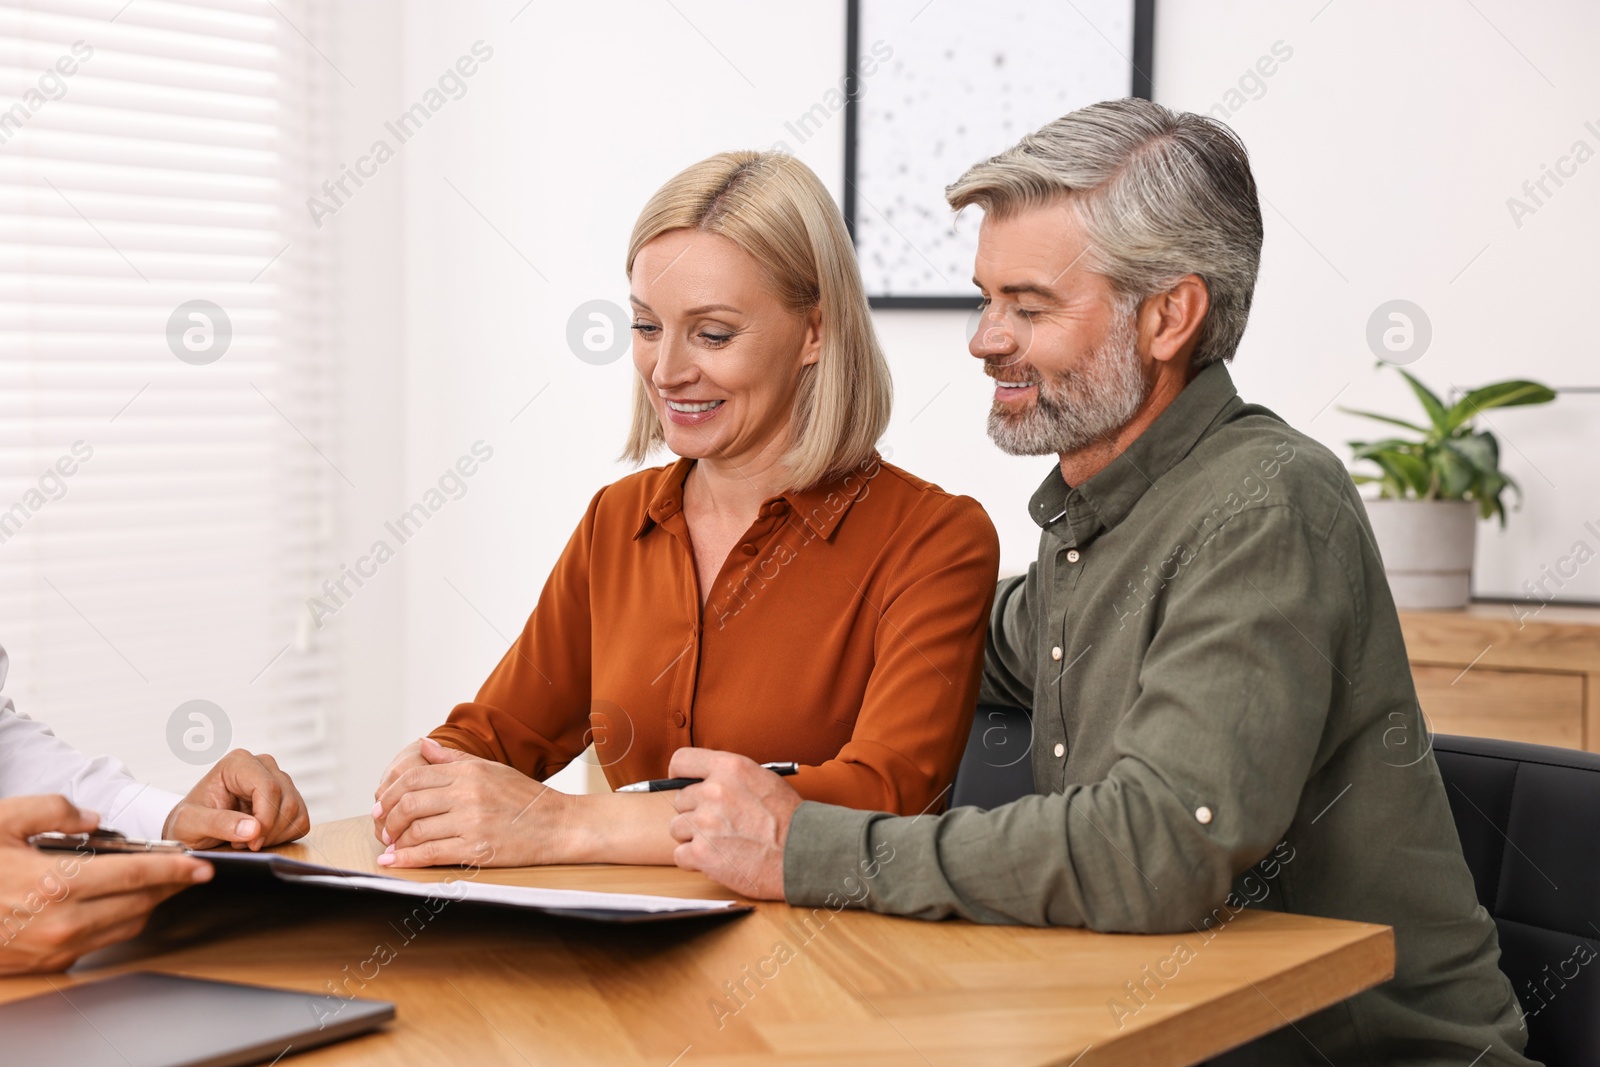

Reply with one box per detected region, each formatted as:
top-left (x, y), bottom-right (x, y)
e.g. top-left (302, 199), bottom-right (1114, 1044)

top-left (843, 0), bottom-right (1155, 308)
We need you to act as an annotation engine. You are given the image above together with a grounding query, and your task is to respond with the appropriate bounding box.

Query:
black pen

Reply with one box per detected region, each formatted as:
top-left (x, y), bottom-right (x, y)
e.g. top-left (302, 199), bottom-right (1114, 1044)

top-left (616, 762), bottom-right (800, 793)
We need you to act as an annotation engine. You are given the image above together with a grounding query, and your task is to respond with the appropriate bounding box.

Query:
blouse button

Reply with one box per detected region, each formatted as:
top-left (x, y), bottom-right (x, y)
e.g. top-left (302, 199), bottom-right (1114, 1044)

top-left (1053, 742), bottom-right (1065, 758)
top-left (671, 711), bottom-right (686, 728)
top-left (769, 501), bottom-right (788, 515)
top-left (1195, 805), bottom-right (1214, 825)
top-left (1066, 549), bottom-right (1081, 563)
top-left (1051, 646), bottom-right (1063, 661)
top-left (741, 542), bottom-right (757, 555)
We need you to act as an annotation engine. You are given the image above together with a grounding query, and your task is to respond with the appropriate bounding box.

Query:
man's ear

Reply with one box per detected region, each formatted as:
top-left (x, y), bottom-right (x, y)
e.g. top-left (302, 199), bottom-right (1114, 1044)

top-left (1139, 275), bottom-right (1209, 367)
top-left (800, 305), bottom-right (824, 367)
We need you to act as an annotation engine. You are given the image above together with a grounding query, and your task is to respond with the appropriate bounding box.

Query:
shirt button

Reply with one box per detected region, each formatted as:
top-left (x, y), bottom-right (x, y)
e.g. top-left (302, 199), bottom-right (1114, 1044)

top-left (1053, 742), bottom-right (1065, 758)
top-left (740, 542), bottom-right (757, 555)
top-left (1051, 646), bottom-right (1063, 661)
top-left (769, 501), bottom-right (788, 516)
top-left (1195, 806), bottom-right (1213, 825)
top-left (1066, 549), bottom-right (1081, 563)
top-left (671, 711), bottom-right (686, 727)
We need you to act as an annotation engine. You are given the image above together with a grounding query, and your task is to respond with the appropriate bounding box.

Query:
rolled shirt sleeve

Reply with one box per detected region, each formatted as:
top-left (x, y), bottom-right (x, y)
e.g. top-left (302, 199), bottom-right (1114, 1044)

top-left (784, 505), bottom-right (1348, 931)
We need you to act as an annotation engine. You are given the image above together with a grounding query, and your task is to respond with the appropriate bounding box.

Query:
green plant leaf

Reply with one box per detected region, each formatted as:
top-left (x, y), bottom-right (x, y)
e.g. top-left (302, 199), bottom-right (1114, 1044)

top-left (1445, 380), bottom-right (1557, 431)
top-left (1398, 369), bottom-right (1449, 433)
top-left (1349, 438), bottom-right (1415, 460)
top-left (1369, 451), bottom-right (1432, 498)
top-left (1337, 407), bottom-right (1429, 434)
top-left (1473, 429), bottom-right (1499, 468)
top-left (1478, 468), bottom-right (1509, 525)
top-left (1342, 369), bottom-right (1555, 528)
top-left (1435, 446), bottom-right (1476, 498)
top-left (1499, 470), bottom-right (1523, 510)
top-left (1443, 434), bottom-right (1496, 476)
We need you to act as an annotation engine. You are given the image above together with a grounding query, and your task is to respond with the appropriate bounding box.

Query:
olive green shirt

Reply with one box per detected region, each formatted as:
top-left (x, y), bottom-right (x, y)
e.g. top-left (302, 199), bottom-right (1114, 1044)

top-left (783, 363), bottom-right (1533, 1065)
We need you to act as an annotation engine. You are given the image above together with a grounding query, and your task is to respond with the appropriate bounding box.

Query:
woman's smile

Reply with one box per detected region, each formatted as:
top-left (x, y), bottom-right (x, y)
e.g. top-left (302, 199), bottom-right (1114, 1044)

top-left (663, 397), bottom-right (726, 425)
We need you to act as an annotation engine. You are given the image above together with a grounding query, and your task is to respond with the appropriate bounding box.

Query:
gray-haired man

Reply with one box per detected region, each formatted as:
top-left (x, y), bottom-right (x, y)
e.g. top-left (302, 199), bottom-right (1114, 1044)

top-left (667, 99), bottom-right (1532, 1064)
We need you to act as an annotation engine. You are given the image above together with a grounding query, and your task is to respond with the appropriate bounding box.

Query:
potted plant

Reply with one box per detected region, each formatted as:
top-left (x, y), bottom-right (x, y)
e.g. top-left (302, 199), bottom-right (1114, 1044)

top-left (1341, 368), bottom-right (1556, 610)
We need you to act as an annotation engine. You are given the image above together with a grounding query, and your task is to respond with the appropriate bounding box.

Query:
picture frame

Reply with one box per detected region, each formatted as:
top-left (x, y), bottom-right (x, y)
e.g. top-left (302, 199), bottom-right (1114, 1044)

top-left (843, 0), bottom-right (1156, 308)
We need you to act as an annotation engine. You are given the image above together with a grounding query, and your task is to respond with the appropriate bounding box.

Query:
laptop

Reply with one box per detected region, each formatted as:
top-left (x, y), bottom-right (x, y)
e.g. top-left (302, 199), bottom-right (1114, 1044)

top-left (0, 971), bottom-right (394, 1067)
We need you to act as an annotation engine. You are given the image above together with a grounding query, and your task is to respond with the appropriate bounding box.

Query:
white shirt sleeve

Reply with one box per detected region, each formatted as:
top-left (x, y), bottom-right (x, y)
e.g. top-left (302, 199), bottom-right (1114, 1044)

top-left (0, 643), bottom-right (184, 840)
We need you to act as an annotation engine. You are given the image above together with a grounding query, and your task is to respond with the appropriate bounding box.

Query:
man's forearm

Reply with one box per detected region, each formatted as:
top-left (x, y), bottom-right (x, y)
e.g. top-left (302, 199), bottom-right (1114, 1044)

top-left (783, 774), bottom-right (1241, 933)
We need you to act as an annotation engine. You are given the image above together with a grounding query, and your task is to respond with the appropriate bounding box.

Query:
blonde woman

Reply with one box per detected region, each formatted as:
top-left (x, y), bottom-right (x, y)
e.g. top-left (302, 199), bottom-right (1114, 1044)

top-left (373, 152), bottom-right (999, 867)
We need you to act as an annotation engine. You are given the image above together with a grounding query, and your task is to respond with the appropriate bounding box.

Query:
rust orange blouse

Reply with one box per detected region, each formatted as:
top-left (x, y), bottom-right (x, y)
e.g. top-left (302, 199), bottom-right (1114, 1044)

top-left (429, 453), bottom-right (1000, 816)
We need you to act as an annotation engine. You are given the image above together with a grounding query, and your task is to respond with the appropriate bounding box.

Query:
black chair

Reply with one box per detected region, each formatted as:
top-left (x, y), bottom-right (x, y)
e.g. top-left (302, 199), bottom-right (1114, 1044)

top-left (950, 703), bottom-right (1035, 810)
top-left (1431, 733), bottom-right (1600, 1066)
top-left (948, 717), bottom-right (1600, 1062)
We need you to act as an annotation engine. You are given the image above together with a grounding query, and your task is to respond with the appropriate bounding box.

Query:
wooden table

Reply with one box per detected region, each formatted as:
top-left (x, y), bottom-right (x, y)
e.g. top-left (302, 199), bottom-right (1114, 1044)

top-left (0, 818), bottom-right (1394, 1066)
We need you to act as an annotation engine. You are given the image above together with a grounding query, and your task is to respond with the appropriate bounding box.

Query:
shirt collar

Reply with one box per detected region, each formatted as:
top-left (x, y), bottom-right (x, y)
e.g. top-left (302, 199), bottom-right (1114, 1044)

top-left (634, 459), bottom-right (693, 539)
top-left (1028, 361), bottom-right (1242, 546)
top-left (634, 454), bottom-right (880, 541)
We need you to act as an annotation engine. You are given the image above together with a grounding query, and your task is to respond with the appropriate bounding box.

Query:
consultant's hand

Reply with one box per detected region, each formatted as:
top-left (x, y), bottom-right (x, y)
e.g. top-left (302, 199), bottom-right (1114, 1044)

top-left (0, 795), bottom-right (212, 975)
top-left (162, 749), bottom-right (310, 850)
top-left (667, 748), bottom-right (800, 900)
top-left (372, 738), bottom-right (568, 868)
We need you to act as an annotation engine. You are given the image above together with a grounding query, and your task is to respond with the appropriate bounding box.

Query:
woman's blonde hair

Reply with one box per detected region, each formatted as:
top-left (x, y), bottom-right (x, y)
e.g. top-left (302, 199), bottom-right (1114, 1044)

top-left (622, 151), bottom-right (892, 492)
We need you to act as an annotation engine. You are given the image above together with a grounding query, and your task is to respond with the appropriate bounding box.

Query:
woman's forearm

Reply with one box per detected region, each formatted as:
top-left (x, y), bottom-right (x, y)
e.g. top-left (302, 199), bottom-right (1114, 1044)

top-left (561, 789), bottom-right (682, 865)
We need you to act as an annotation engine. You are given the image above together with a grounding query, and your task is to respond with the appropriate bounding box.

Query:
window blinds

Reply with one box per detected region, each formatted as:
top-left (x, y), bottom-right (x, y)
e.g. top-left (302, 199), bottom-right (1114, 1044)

top-left (0, 0), bottom-right (339, 812)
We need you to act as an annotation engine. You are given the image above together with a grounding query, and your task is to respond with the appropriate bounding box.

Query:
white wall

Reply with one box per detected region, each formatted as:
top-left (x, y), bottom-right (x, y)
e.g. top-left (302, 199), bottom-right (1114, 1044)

top-left (1150, 0), bottom-right (1600, 605)
top-left (319, 0), bottom-right (1600, 813)
top-left (319, 3), bottom-right (409, 815)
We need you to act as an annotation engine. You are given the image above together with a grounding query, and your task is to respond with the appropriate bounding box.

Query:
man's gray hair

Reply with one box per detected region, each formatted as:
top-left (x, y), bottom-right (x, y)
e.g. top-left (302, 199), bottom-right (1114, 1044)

top-left (946, 98), bottom-right (1264, 369)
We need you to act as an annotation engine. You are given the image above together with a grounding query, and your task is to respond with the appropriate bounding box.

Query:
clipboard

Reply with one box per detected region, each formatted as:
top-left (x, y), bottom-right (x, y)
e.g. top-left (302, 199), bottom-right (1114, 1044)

top-left (192, 849), bottom-right (754, 924)
top-left (32, 830), bottom-right (752, 924)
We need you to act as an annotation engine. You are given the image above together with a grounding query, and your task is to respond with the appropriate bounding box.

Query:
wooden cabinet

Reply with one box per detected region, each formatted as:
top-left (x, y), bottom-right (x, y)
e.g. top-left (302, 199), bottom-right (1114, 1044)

top-left (1409, 664), bottom-right (1583, 748)
top-left (1398, 604), bottom-right (1600, 752)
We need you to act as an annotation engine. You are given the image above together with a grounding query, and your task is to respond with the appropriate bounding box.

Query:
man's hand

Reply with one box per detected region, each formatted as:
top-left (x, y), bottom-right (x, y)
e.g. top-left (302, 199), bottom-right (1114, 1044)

top-left (372, 738), bottom-right (569, 868)
top-left (163, 750), bottom-right (310, 850)
top-left (0, 796), bottom-right (212, 975)
top-left (667, 748), bottom-right (800, 900)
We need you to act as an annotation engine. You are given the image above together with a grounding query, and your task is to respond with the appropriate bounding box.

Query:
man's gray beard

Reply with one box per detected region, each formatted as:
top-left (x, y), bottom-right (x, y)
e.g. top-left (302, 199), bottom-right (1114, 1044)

top-left (985, 311), bottom-right (1150, 457)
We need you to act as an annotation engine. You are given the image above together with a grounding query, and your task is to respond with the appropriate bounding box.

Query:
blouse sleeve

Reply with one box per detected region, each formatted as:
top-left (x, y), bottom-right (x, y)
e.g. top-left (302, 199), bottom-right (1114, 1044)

top-left (788, 494), bottom-right (1000, 815)
top-left (428, 489), bottom-right (601, 780)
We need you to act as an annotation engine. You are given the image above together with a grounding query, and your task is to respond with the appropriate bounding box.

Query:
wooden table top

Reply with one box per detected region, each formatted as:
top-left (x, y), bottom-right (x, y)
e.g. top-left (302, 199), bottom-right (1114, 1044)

top-left (0, 817), bottom-right (1394, 1066)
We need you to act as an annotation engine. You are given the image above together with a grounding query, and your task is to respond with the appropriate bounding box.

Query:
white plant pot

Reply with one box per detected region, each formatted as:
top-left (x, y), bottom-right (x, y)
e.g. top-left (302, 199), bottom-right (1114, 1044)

top-left (1364, 498), bottom-right (1478, 611)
